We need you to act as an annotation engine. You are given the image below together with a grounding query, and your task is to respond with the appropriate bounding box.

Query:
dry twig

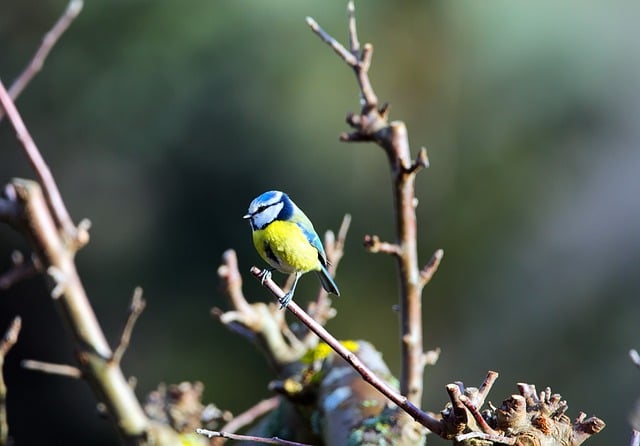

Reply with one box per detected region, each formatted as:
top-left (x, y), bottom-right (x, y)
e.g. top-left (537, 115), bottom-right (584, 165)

top-left (112, 287), bottom-right (146, 365)
top-left (307, 1), bottom-right (442, 406)
top-left (21, 359), bottom-right (82, 379)
top-left (197, 428), bottom-right (312, 446)
top-left (0, 0), bottom-right (84, 122)
top-left (0, 317), bottom-right (21, 446)
top-left (250, 266), bottom-right (443, 434)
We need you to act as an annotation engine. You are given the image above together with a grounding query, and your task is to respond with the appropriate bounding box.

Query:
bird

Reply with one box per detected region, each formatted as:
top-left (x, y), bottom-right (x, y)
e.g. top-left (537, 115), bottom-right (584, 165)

top-left (243, 190), bottom-right (340, 309)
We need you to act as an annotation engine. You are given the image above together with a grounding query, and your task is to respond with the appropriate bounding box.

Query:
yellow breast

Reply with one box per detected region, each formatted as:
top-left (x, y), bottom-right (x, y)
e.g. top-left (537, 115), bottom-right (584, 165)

top-left (253, 220), bottom-right (321, 274)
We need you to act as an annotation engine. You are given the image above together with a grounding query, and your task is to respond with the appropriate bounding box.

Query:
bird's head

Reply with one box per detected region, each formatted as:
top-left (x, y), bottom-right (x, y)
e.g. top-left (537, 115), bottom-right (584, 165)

top-left (243, 190), bottom-right (293, 230)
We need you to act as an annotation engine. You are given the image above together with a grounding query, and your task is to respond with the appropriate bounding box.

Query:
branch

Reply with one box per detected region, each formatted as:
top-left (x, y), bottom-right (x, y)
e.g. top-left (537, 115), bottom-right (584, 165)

top-left (0, 251), bottom-right (40, 290)
top-left (0, 317), bottom-right (21, 446)
top-left (21, 359), bottom-right (82, 379)
top-left (307, 1), bottom-right (438, 407)
top-left (197, 428), bottom-right (312, 446)
top-left (0, 80), bottom-right (87, 247)
top-left (111, 287), bottom-right (146, 365)
top-left (215, 250), bottom-right (307, 370)
top-left (250, 266), bottom-right (443, 435)
top-left (0, 0), bottom-right (84, 122)
top-left (304, 214), bottom-right (350, 333)
top-left (363, 234), bottom-right (401, 257)
top-left (212, 396), bottom-right (280, 445)
top-left (418, 249), bottom-right (443, 287)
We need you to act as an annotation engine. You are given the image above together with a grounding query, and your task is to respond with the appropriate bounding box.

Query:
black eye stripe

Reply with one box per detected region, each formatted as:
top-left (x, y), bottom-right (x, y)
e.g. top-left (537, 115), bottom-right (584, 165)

top-left (257, 202), bottom-right (279, 213)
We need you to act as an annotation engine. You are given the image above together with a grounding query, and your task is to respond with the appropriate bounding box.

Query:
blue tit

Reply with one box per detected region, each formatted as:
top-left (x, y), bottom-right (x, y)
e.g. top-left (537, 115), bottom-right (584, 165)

top-left (243, 190), bottom-right (340, 309)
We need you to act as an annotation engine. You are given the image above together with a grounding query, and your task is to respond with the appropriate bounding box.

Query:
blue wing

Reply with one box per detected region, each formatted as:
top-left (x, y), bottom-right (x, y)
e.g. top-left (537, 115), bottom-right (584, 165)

top-left (296, 221), bottom-right (328, 265)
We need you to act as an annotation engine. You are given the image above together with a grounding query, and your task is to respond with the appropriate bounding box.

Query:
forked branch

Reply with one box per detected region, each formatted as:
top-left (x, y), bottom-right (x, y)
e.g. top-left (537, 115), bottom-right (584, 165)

top-left (307, 0), bottom-right (440, 407)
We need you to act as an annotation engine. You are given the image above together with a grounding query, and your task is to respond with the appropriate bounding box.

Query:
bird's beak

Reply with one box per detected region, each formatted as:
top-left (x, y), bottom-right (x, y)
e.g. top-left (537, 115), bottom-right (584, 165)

top-left (242, 214), bottom-right (251, 220)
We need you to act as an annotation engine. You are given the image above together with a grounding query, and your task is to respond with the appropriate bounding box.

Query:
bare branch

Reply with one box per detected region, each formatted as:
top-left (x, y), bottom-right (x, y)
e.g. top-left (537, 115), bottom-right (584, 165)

top-left (476, 370), bottom-right (500, 407)
top-left (418, 248), bottom-right (443, 287)
top-left (407, 147), bottom-right (430, 174)
top-left (0, 81), bottom-right (86, 247)
top-left (250, 266), bottom-right (443, 434)
top-left (306, 214), bottom-right (350, 328)
top-left (111, 287), bottom-right (146, 365)
top-left (363, 234), bottom-right (401, 257)
top-left (459, 394), bottom-right (501, 436)
top-left (346, 1), bottom-right (360, 55)
top-left (305, 17), bottom-right (358, 67)
top-left (21, 359), bottom-right (82, 379)
top-left (215, 396), bottom-right (280, 440)
top-left (197, 428), bottom-right (312, 446)
top-left (0, 251), bottom-right (40, 290)
top-left (0, 0), bottom-right (84, 122)
top-left (308, 6), bottom-right (427, 407)
top-left (0, 317), bottom-right (22, 445)
top-left (0, 318), bottom-right (21, 359)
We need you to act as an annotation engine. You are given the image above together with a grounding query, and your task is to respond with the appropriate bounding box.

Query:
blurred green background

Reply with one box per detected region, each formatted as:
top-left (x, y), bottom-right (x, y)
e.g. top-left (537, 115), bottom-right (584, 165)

top-left (1, 1), bottom-right (638, 445)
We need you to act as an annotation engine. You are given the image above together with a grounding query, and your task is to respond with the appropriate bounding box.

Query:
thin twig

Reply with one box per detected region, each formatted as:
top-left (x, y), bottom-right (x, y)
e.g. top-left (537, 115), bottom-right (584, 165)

top-left (308, 5), bottom-right (428, 407)
top-left (306, 214), bottom-right (350, 327)
top-left (0, 80), bottom-right (83, 246)
top-left (111, 287), bottom-right (146, 365)
top-left (0, 251), bottom-right (40, 290)
top-left (0, 317), bottom-right (21, 446)
top-left (419, 249), bottom-right (443, 287)
top-left (0, 0), bottom-right (84, 122)
top-left (215, 396), bottom-right (280, 440)
top-left (459, 394), bottom-right (500, 437)
top-left (475, 370), bottom-right (499, 408)
top-left (250, 266), bottom-right (443, 435)
top-left (363, 234), bottom-right (401, 257)
top-left (197, 428), bottom-right (312, 446)
top-left (305, 17), bottom-right (358, 67)
top-left (21, 359), bottom-right (82, 379)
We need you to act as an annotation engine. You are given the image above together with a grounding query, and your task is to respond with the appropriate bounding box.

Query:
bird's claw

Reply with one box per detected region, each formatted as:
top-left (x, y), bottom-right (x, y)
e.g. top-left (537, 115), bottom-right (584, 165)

top-left (259, 268), bottom-right (273, 285)
top-left (278, 292), bottom-right (293, 310)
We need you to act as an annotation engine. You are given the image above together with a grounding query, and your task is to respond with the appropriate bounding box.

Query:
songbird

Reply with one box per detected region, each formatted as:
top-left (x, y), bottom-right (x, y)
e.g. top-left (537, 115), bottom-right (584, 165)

top-left (243, 190), bottom-right (340, 308)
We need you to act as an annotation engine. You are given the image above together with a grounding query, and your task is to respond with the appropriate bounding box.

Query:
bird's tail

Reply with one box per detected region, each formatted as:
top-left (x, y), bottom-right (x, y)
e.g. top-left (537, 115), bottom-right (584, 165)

top-left (316, 265), bottom-right (340, 296)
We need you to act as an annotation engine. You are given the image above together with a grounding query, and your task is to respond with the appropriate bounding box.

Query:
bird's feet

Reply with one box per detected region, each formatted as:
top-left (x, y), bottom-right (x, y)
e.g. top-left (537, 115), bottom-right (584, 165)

top-left (278, 291), bottom-right (293, 310)
top-left (258, 268), bottom-right (273, 285)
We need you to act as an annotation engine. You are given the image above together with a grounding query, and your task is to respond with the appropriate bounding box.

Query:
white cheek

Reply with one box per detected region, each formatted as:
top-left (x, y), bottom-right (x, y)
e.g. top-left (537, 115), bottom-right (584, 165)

top-left (253, 202), bottom-right (283, 229)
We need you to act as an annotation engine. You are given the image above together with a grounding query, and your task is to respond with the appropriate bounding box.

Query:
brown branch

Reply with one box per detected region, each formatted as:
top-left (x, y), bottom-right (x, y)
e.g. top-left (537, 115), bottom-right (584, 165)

top-left (0, 0), bottom-right (84, 123)
top-left (250, 266), bottom-right (443, 435)
top-left (216, 251), bottom-right (306, 370)
top-left (3, 180), bottom-right (154, 442)
top-left (21, 359), bottom-right (82, 379)
top-left (363, 234), bottom-right (401, 257)
top-left (0, 80), bottom-right (87, 247)
top-left (197, 428), bottom-right (312, 446)
top-left (0, 317), bottom-right (21, 446)
top-left (305, 214), bottom-right (350, 330)
top-left (419, 249), bottom-right (443, 287)
top-left (212, 396), bottom-right (280, 445)
top-left (0, 251), bottom-right (40, 290)
top-left (111, 287), bottom-right (146, 365)
top-left (459, 394), bottom-right (501, 437)
top-left (307, 2), bottom-right (432, 407)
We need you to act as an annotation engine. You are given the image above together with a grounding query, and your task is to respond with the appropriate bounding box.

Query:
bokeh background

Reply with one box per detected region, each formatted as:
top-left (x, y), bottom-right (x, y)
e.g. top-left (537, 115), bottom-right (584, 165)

top-left (1, 1), bottom-right (639, 444)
